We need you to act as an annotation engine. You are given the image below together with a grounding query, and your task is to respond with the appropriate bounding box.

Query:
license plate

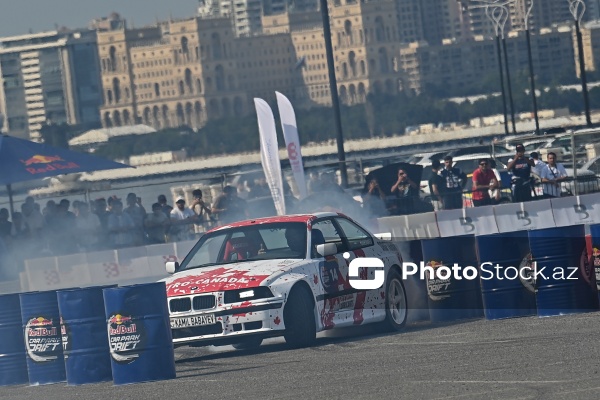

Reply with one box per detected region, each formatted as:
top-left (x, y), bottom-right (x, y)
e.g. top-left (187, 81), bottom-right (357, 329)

top-left (170, 314), bottom-right (216, 329)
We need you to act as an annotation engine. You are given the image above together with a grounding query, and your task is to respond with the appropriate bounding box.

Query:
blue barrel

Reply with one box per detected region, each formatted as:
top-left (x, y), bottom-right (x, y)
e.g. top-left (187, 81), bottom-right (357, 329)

top-left (57, 286), bottom-right (113, 385)
top-left (0, 294), bottom-right (28, 386)
top-left (529, 225), bottom-right (599, 317)
top-left (103, 282), bottom-right (176, 385)
top-left (396, 240), bottom-right (429, 322)
top-left (19, 291), bottom-right (66, 385)
top-left (421, 236), bottom-right (483, 322)
top-left (476, 231), bottom-right (537, 320)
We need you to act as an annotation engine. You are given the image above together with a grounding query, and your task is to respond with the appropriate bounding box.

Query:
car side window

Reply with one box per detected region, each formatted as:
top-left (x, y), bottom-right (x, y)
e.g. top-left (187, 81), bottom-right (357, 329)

top-left (312, 219), bottom-right (345, 256)
top-left (335, 218), bottom-right (373, 250)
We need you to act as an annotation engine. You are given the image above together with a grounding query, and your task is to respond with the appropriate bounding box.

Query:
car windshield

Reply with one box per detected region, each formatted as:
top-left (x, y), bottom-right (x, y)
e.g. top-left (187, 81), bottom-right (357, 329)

top-left (179, 222), bottom-right (307, 271)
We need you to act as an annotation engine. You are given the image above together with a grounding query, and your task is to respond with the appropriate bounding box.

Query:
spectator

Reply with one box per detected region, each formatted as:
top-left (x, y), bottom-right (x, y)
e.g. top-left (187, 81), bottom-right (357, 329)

top-left (107, 200), bottom-right (135, 249)
top-left (307, 172), bottom-right (320, 194)
top-left (10, 212), bottom-right (28, 240)
top-left (488, 159), bottom-right (503, 204)
top-left (530, 151), bottom-right (545, 177)
top-left (472, 158), bottom-right (498, 207)
top-left (170, 196), bottom-right (197, 242)
top-left (428, 160), bottom-right (445, 211)
top-left (190, 189), bottom-right (211, 231)
top-left (74, 202), bottom-right (101, 251)
top-left (59, 199), bottom-right (76, 219)
top-left (540, 152), bottom-right (568, 198)
top-left (508, 144), bottom-right (535, 202)
top-left (390, 168), bottom-right (418, 215)
top-left (49, 200), bottom-right (77, 255)
top-left (158, 194), bottom-right (173, 217)
top-left (43, 200), bottom-right (57, 224)
top-left (320, 173), bottom-right (345, 193)
top-left (439, 156), bottom-right (467, 210)
top-left (0, 208), bottom-right (11, 242)
top-left (21, 202), bottom-right (45, 240)
top-left (362, 179), bottom-right (387, 217)
top-left (94, 197), bottom-right (110, 249)
top-left (124, 193), bottom-right (147, 246)
top-left (145, 203), bottom-right (170, 244)
top-left (212, 186), bottom-right (248, 224)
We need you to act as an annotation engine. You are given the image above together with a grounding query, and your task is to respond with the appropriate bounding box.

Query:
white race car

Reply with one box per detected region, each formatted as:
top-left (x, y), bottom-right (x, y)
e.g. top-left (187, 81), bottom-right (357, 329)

top-left (162, 212), bottom-right (407, 349)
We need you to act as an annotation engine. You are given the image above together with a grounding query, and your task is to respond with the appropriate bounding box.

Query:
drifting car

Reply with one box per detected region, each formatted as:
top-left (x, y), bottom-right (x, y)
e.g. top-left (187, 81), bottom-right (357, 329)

top-left (162, 212), bottom-right (407, 349)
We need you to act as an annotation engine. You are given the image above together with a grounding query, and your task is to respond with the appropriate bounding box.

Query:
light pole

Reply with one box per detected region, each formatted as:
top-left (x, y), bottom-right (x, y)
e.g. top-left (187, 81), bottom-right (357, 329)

top-left (569, 0), bottom-right (592, 126)
top-left (471, 1), bottom-right (513, 135)
top-left (523, 0), bottom-right (541, 135)
top-left (319, 0), bottom-right (348, 188)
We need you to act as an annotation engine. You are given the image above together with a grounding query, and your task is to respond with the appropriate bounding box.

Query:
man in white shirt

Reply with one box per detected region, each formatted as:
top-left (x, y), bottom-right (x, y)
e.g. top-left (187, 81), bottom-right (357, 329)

top-left (169, 196), bottom-right (197, 242)
top-left (540, 152), bottom-right (568, 198)
top-left (529, 152), bottom-right (545, 177)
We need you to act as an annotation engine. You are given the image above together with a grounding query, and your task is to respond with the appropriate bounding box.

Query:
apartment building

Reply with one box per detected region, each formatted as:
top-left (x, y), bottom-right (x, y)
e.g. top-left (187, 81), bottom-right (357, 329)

top-left (0, 30), bottom-right (102, 140)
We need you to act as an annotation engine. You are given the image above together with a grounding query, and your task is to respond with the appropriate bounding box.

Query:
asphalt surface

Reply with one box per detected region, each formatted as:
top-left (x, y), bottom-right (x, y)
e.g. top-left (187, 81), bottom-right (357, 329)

top-left (3, 312), bottom-right (600, 400)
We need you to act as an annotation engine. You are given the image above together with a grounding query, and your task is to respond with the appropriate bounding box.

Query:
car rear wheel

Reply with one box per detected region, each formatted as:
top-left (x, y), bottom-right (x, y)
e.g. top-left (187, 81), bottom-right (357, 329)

top-left (232, 336), bottom-right (263, 350)
top-left (283, 285), bottom-right (316, 348)
top-left (381, 269), bottom-right (407, 331)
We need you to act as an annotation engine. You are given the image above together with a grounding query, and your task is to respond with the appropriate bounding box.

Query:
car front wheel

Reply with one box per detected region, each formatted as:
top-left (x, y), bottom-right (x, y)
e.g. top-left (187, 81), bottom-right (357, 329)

top-left (283, 285), bottom-right (316, 348)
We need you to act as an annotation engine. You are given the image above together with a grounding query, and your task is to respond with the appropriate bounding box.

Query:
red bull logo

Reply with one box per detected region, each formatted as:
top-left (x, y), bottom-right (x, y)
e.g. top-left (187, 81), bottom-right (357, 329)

top-left (426, 260), bottom-right (444, 269)
top-left (109, 314), bottom-right (132, 325)
top-left (593, 247), bottom-right (600, 257)
top-left (20, 155), bottom-right (64, 166)
top-left (29, 317), bottom-right (53, 327)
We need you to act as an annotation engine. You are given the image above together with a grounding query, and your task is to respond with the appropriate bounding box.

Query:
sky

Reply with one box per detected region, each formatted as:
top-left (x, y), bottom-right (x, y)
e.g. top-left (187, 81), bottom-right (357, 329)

top-left (0, 0), bottom-right (197, 37)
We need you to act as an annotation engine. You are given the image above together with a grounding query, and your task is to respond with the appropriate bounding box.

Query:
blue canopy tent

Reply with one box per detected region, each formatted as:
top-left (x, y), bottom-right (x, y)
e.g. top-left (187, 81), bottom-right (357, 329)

top-left (0, 134), bottom-right (132, 215)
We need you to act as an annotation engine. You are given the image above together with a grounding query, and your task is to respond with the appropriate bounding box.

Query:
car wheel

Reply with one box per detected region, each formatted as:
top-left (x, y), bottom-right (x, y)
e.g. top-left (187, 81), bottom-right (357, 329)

top-left (232, 336), bottom-right (263, 350)
top-left (381, 269), bottom-right (407, 331)
top-left (283, 285), bottom-right (316, 348)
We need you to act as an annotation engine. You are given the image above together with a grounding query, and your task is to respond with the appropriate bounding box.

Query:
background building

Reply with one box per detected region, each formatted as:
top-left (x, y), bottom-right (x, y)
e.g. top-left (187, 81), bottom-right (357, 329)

top-left (0, 30), bottom-right (102, 140)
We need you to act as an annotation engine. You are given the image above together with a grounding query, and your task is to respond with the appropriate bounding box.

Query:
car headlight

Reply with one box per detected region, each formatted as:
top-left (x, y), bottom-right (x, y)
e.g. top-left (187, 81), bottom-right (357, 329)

top-left (224, 287), bottom-right (274, 304)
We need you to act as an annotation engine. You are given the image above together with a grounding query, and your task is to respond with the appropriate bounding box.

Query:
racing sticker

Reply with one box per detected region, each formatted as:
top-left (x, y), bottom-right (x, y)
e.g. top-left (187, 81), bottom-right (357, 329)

top-left (24, 316), bottom-right (62, 363)
top-left (107, 312), bottom-right (145, 364)
top-left (60, 316), bottom-right (71, 359)
top-left (425, 261), bottom-right (451, 301)
top-left (319, 258), bottom-right (344, 294)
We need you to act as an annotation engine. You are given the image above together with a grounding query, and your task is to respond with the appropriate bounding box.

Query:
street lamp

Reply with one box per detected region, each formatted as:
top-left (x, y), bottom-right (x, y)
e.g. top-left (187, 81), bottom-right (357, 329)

top-left (523, 0), bottom-right (541, 135)
top-left (569, 0), bottom-right (592, 126)
top-left (319, 0), bottom-right (348, 188)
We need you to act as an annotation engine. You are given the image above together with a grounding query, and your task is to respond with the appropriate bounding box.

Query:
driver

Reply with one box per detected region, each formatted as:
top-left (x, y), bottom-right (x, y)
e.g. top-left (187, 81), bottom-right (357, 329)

top-left (285, 226), bottom-right (306, 256)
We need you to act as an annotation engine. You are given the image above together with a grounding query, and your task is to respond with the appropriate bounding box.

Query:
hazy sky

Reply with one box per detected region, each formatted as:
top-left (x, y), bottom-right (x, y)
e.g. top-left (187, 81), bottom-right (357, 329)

top-left (1, 0), bottom-right (197, 37)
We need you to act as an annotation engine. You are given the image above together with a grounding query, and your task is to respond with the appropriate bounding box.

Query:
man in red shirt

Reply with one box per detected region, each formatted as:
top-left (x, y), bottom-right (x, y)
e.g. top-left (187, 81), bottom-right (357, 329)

top-left (472, 158), bottom-right (499, 207)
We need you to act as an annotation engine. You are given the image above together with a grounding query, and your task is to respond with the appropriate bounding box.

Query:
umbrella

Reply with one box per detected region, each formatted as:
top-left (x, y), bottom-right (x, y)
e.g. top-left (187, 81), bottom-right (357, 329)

top-left (0, 134), bottom-right (132, 214)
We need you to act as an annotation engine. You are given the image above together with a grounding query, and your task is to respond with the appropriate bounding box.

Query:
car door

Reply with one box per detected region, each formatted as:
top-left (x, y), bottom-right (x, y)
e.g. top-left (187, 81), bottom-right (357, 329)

top-left (311, 218), bottom-right (353, 329)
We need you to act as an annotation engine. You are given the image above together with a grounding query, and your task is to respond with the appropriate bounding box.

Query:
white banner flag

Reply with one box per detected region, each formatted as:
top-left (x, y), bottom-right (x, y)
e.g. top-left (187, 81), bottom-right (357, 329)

top-left (254, 98), bottom-right (286, 216)
top-left (276, 91), bottom-right (308, 199)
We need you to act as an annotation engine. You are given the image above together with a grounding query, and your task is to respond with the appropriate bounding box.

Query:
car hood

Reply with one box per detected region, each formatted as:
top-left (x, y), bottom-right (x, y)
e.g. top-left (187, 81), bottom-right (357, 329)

top-left (162, 259), bottom-right (304, 297)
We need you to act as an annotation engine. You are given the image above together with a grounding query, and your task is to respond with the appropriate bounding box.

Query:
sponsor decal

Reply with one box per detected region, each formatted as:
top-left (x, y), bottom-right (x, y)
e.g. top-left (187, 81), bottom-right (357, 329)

top-left (60, 316), bottom-right (71, 358)
top-left (19, 154), bottom-right (80, 175)
top-left (425, 260), bottom-right (451, 301)
top-left (24, 316), bottom-right (62, 363)
top-left (107, 312), bottom-right (145, 364)
top-left (518, 253), bottom-right (536, 293)
top-left (580, 248), bottom-right (594, 285)
top-left (166, 267), bottom-right (270, 296)
top-left (319, 258), bottom-right (342, 294)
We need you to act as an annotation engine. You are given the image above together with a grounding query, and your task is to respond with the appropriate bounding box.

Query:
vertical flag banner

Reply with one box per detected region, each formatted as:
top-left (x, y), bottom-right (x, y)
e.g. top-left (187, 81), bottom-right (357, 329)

top-left (276, 91), bottom-right (308, 200)
top-left (254, 98), bottom-right (286, 216)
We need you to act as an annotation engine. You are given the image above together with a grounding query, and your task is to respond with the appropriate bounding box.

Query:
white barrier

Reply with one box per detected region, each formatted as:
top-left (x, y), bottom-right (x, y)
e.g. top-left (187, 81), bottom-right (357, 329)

top-left (551, 193), bottom-right (600, 227)
top-left (493, 199), bottom-right (556, 232)
top-left (436, 205), bottom-right (499, 237)
top-left (21, 240), bottom-right (196, 292)
top-left (377, 212), bottom-right (439, 240)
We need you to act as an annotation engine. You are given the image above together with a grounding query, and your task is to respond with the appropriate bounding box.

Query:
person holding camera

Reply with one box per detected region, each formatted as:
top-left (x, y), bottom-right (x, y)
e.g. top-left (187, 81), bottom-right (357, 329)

top-left (507, 144), bottom-right (535, 202)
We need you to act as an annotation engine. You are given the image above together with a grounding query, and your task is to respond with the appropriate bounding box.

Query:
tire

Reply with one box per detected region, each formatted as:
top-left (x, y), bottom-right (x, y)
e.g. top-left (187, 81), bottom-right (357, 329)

top-left (283, 285), bottom-right (316, 348)
top-left (232, 336), bottom-right (263, 350)
top-left (380, 269), bottom-right (408, 332)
